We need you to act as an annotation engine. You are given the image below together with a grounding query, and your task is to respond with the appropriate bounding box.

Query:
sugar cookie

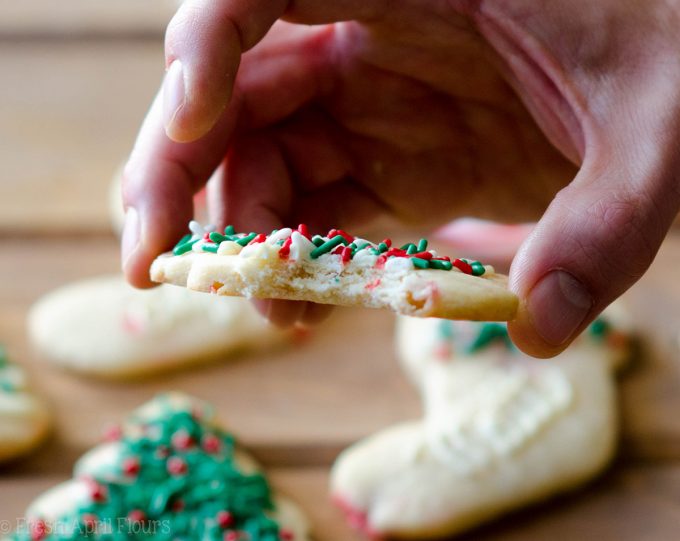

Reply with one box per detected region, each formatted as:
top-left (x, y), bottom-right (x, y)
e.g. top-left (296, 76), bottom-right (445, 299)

top-left (6, 393), bottom-right (310, 541)
top-left (0, 346), bottom-right (50, 463)
top-left (29, 275), bottom-right (289, 379)
top-left (151, 223), bottom-right (517, 321)
top-left (331, 310), bottom-right (631, 538)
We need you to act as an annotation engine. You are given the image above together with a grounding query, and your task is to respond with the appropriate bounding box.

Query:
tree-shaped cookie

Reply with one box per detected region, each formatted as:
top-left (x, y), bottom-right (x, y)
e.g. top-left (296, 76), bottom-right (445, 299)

top-left (7, 393), bottom-right (309, 541)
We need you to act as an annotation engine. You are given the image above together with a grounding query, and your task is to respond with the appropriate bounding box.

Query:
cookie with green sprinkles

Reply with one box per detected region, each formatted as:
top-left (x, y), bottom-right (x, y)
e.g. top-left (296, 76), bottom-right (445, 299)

top-left (7, 393), bottom-right (310, 541)
top-left (0, 345), bottom-right (50, 463)
top-left (151, 222), bottom-right (518, 321)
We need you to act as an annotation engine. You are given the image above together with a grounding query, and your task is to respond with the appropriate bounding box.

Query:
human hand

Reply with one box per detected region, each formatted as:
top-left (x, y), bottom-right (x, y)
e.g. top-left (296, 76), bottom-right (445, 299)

top-left (122, 0), bottom-right (680, 356)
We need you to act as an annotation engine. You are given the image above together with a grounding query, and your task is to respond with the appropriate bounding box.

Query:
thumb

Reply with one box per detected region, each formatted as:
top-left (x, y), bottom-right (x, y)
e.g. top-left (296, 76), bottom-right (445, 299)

top-left (508, 156), bottom-right (680, 358)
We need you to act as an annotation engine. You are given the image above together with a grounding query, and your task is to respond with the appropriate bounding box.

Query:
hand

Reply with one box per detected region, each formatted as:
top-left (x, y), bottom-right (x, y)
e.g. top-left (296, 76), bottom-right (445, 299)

top-left (122, 0), bottom-right (680, 356)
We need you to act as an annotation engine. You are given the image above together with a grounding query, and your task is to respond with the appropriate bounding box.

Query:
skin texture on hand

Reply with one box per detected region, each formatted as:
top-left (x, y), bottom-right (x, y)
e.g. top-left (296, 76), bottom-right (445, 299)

top-left (122, 0), bottom-right (680, 356)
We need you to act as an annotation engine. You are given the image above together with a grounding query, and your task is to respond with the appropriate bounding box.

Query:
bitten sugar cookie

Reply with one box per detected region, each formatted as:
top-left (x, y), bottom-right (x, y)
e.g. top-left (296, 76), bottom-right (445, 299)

top-left (151, 222), bottom-right (518, 321)
top-left (6, 393), bottom-right (310, 541)
top-left (331, 311), bottom-right (631, 539)
top-left (29, 275), bottom-right (289, 379)
top-left (0, 346), bottom-right (50, 463)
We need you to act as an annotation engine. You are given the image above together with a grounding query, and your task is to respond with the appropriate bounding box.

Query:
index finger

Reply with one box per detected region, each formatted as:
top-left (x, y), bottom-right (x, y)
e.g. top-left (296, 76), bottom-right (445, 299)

top-left (122, 87), bottom-right (238, 287)
top-left (163, 0), bottom-right (387, 142)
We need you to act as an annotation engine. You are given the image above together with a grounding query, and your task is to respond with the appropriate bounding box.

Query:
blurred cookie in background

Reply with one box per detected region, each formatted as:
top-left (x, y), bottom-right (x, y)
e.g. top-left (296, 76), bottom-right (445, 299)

top-left (0, 346), bottom-right (50, 463)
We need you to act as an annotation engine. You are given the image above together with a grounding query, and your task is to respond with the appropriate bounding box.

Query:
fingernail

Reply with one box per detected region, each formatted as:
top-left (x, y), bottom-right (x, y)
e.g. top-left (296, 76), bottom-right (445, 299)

top-left (122, 207), bottom-right (140, 270)
top-left (163, 59), bottom-right (186, 135)
top-left (527, 270), bottom-right (593, 346)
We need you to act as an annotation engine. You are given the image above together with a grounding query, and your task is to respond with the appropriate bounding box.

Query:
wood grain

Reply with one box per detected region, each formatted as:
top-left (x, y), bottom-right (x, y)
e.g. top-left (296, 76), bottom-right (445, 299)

top-left (0, 42), bottom-right (163, 235)
top-left (0, 1), bottom-right (173, 38)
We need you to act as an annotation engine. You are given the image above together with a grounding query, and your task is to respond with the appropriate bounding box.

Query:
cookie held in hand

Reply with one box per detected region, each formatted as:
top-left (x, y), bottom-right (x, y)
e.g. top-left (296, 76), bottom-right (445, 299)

top-left (151, 223), bottom-right (518, 321)
top-left (7, 393), bottom-right (310, 541)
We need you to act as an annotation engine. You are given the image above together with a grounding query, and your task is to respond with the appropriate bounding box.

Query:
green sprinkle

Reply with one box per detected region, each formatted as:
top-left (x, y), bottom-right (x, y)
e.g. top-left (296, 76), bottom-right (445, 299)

top-left (378, 242), bottom-right (389, 253)
top-left (400, 243), bottom-right (415, 251)
top-left (370, 248), bottom-right (381, 255)
top-left (589, 318), bottom-right (610, 340)
top-left (224, 225), bottom-right (235, 235)
top-left (467, 323), bottom-right (513, 353)
top-left (0, 346), bottom-right (6, 368)
top-left (201, 244), bottom-right (219, 253)
top-left (209, 232), bottom-right (227, 243)
top-left (176, 233), bottom-right (191, 246)
top-left (471, 262), bottom-right (486, 276)
top-left (406, 244), bottom-right (417, 255)
top-left (417, 238), bottom-right (428, 252)
top-left (354, 242), bottom-right (370, 251)
top-left (411, 257), bottom-right (429, 269)
top-left (310, 235), bottom-right (346, 258)
top-left (348, 243), bottom-right (357, 251)
top-left (6, 396), bottom-right (282, 541)
top-left (429, 259), bottom-right (453, 270)
top-left (0, 381), bottom-right (15, 393)
top-left (236, 232), bottom-right (257, 246)
top-left (438, 320), bottom-right (454, 340)
top-left (312, 235), bottom-right (325, 247)
top-left (173, 239), bottom-right (198, 256)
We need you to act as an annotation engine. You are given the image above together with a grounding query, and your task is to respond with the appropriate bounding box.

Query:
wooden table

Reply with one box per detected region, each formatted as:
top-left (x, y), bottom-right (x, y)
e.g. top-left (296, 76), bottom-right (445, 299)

top-left (2, 3), bottom-right (680, 538)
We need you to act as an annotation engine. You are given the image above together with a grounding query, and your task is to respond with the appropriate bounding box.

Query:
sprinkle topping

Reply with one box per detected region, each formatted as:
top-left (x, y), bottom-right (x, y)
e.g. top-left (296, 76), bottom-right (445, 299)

top-left (9, 395), bottom-right (288, 541)
top-left (170, 222), bottom-right (489, 275)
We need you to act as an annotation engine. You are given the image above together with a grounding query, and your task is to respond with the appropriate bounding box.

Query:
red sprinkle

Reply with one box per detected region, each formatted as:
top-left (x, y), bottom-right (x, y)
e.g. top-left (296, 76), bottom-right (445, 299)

top-left (84, 477), bottom-right (107, 503)
top-left (224, 532), bottom-right (240, 541)
top-left (380, 238), bottom-right (392, 248)
top-left (453, 258), bottom-right (473, 274)
top-left (278, 237), bottom-right (292, 259)
top-left (202, 434), bottom-right (221, 454)
top-left (167, 457), bottom-right (188, 476)
top-left (341, 246), bottom-right (352, 264)
top-left (385, 248), bottom-right (407, 258)
top-left (30, 520), bottom-right (47, 541)
top-left (328, 229), bottom-right (354, 243)
top-left (121, 311), bottom-right (144, 335)
top-left (81, 514), bottom-right (98, 530)
top-left (127, 510), bottom-right (146, 523)
top-left (248, 233), bottom-right (266, 245)
top-left (410, 251), bottom-right (432, 260)
top-left (280, 529), bottom-right (295, 540)
top-left (365, 278), bottom-right (381, 290)
top-left (122, 457), bottom-right (140, 476)
top-left (434, 343), bottom-right (453, 361)
top-left (217, 511), bottom-right (234, 529)
top-left (172, 429), bottom-right (195, 450)
top-left (171, 499), bottom-right (185, 512)
top-left (374, 255), bottom-right (387, 269)
top-left (102, 424), bottom-right (122, 442)
top-left (432, 256), bottom-right (451, 262)
top-left (297, 224), bottom-right (310, 239)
